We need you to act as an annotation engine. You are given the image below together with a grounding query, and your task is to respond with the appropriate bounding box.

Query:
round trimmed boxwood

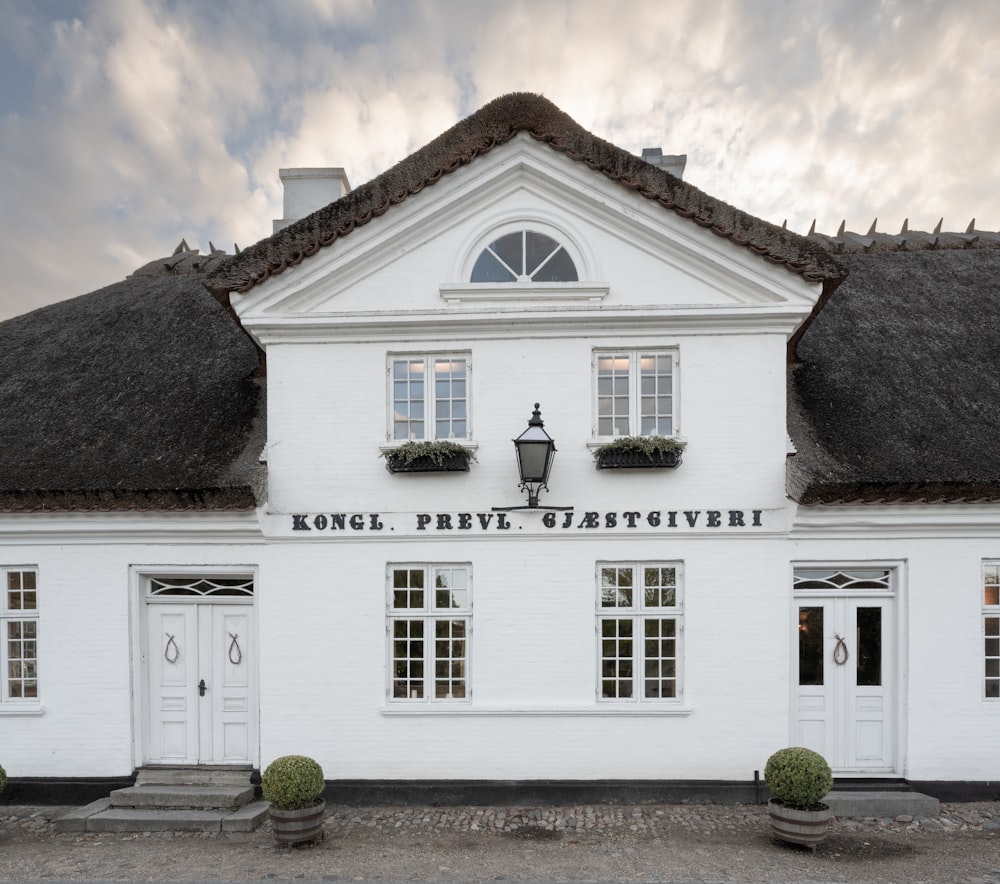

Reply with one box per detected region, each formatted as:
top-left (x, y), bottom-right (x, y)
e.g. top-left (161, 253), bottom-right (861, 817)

top-left (764, 747), bottom-right (832, 808)
top-left (261, 755), bottom-right (324, 810)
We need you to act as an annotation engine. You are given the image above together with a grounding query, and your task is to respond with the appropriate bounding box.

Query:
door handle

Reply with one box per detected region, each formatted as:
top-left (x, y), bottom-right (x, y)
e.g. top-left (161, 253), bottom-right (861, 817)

top-left (198, 679), bottom-right (207, 696)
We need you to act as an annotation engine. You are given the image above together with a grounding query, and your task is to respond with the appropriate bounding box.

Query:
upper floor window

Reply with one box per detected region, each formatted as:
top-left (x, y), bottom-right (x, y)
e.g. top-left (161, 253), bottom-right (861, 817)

top-left (471, 230), bottom-right (578, 283)
top-left (389, 354), bottom-right (470, 441)
top-left (2, 567), bottom-right (38, 703)
top-left (985, 563), bottom-right (1000, 699)
top-left (594, 350), bottom-right (677, 438)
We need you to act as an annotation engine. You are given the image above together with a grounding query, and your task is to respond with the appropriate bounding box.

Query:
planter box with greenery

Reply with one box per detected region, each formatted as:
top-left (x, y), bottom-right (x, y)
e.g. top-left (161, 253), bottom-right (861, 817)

top-left (381, 440), bottom-right (475, 473)
top-left (764, 747), bottom-right (834, 850)
top-left (594, 436), bottom-right (685, 470)
top-left (261, 755), bottom-right (326, 846)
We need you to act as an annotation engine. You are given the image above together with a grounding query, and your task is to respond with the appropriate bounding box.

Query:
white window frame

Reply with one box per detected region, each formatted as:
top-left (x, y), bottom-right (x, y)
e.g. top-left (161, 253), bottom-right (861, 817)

top-left (592, 349), bottom-right (679, 440)
top-left (984, 562), bottom-right (1000, 700)
top-left (387, 353), bottom-right (471, 442)
top-left (596, 561), bottom-right (683, 704)
top-left (1, 566), bottom-right (39, 706)
top-left (387, 563), bottom-right (471, 703)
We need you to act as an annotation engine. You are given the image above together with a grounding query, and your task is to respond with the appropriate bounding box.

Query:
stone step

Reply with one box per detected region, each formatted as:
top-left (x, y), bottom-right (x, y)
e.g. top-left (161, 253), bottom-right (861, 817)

top-left (55, 798), bottom-right (270, 833)
top-left (110, 784), bottom-right (255, 810)
top-left (135, 765), bottom-right (253, 787)
top-left (824, 790), bottom-right (940, 818)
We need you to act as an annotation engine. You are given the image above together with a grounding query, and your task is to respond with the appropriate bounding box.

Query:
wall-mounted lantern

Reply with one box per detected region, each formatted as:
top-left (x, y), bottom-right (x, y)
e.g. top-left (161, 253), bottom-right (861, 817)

top-left (512, 403), bottom-right (557, 508)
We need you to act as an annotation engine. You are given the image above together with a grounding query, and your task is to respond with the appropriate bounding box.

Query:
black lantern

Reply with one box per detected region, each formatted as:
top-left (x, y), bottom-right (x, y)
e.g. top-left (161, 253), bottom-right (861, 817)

top-left (513, 403), bottom-right (557, 508)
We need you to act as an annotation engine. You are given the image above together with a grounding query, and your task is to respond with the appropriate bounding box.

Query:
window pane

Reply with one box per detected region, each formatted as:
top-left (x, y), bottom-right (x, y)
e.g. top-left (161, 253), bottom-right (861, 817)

top-left (643, 567), bottom-right (676, 607)
top-left (7, 619), bottom-right (38, 699)
top-left (601, 567), bottom-right (633, 607)
top-left (391, 619), bottom-right (424, 698)
top-left (856, 607), bottom-right (882, 687)
top-left (491, 233), bottom-right (523, 275)
top-left (532, 246), bottom-right (578, 282)
top-left (600, 618), bottom-right (634, 698)
top-left (434, 567), bottom-right (467, 609)
top-left (471, 250), bottom-right (515, 282)
top-left (643, 619), bottom-right (677, 699)
top-left (433, 619), bottom-right (467, 699)
top-left (986, 563), bottom-right (1000, 606)
top-left (798, 606), bottom-right (824, 686)
top-left (432, 358), bottom-right (467, 440)
top-left (597, 356), bottom-right (630, 436)
top-left (392, 359), bottom-right (427, 440)
top-left (639, 354), bottom-right (673, 437)
top-left (391, 569), bottom-right (424, 609)
top-left (987, 617), bottom-right (1000, 698)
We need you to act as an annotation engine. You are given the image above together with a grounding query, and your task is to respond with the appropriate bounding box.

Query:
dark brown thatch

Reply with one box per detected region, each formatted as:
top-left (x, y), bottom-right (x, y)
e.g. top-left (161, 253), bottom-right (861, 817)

top-left (208, 92), bottom-right (842, 296)
top-left (0, 274), bottom-right (264, 511)
top-left (788, 249), bottom-right (1000, 503)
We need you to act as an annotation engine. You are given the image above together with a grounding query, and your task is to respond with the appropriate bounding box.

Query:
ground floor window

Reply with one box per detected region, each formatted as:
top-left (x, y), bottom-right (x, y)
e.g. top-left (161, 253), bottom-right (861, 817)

top-left (598, 562), bottom-right (682, 701)
top-left (985, 563), bottom-right (1000, 699)
top-left (388, 564), bottom-right (470, 701)
top-left (2, 567), bottom-right (38, 702)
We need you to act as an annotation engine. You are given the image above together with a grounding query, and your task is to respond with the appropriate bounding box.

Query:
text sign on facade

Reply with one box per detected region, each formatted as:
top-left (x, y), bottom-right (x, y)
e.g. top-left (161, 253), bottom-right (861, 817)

top-left (278, 508), bottom-right (772, 537)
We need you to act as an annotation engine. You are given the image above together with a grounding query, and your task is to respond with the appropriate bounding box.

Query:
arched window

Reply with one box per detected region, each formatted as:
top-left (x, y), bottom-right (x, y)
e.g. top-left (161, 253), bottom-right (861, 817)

top-left (470, 230), bottom-right (578, 283)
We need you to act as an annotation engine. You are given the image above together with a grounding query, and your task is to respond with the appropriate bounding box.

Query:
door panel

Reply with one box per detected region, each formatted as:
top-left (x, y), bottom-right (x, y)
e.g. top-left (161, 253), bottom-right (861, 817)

top-left (147, 606), bottom-right (199, 763)
top-left (793, 591), bottom-right (895, 772)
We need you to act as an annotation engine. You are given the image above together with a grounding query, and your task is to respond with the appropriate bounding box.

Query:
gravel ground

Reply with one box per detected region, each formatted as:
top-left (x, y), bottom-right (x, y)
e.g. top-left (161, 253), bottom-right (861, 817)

top-left (2, 801), bottom-right (1000, 883)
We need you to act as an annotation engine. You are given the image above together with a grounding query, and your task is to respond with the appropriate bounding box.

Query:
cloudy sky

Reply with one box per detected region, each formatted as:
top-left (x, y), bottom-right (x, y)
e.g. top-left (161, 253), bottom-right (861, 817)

top-left (1, 0), bottom-right (998, 319)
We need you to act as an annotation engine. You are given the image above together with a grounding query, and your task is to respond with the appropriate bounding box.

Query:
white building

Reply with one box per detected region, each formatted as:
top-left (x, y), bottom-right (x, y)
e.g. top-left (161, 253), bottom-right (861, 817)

top-left (3, 93), bottom-right (1000, 804)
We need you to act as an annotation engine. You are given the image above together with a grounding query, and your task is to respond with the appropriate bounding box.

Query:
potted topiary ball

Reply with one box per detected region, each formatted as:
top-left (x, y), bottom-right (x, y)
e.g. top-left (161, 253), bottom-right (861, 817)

top-left (764, 747), bottom-right (834, 849)
top-left (261, 755), bottom-right (326, 845)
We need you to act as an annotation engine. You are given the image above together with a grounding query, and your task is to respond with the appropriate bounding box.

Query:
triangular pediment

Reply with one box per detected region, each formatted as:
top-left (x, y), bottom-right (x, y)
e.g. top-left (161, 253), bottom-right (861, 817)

top-left (231, 135), bottom-right (824, 339)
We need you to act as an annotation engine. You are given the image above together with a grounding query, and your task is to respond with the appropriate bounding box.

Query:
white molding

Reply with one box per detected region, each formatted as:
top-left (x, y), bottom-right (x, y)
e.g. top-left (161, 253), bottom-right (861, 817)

top-left (381, 705), bottom-right (693, 717)
top-left (791, 503), bottom-right (1000, 538)
top-left (245, 306), bottom-right (810, 346)
top-left (0, 703), bottom-right (45, 716)
top-left (439, 282), bottom-right (610, 303)
top-left (0, 511), bottom-right (263, 544)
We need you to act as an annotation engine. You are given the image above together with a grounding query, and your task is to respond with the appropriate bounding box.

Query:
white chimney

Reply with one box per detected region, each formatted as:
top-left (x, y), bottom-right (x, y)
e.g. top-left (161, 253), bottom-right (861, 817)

top-left (641, 148), bottom-right (687, 180)
top-left (273, 167), bottom-right (352, 233)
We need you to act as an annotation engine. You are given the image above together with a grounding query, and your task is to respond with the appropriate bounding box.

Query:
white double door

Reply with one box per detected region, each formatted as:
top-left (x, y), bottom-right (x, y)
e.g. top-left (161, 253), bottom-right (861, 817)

top-left (145, 602), bottom-right (254, 765)
top-left (793, 592), bottom-right (896, 772)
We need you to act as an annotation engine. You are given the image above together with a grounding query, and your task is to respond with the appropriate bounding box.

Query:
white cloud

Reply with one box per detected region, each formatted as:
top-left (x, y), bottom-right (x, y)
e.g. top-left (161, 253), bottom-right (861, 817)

top-left (1, 0), bottom-right (999, 321)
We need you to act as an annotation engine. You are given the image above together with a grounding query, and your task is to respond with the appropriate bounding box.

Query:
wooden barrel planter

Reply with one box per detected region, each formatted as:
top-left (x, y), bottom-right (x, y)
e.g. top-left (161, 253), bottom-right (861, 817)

top-left (767, 799), bottom-right (831, 850)
top-left (269, 799), bottom-right (326, 845)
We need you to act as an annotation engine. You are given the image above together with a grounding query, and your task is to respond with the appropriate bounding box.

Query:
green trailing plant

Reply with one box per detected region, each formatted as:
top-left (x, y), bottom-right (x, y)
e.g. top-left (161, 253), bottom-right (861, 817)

top-left (381, 440), bottom-right (476, 466)
top-left (593, 435), bottom-right (686, 457)
top-left (261, 755), bottom-right (325, 810)
top-left (764, 747), bottom-right (833, 809)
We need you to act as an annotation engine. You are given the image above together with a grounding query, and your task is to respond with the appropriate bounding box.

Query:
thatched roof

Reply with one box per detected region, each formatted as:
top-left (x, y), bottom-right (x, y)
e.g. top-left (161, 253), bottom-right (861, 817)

top-left (788, 248), bottom-right (1000, 503)
top-left (208, 92), bottom-right (842, 296)
top-left (0, 273), bottom-right (264, 511)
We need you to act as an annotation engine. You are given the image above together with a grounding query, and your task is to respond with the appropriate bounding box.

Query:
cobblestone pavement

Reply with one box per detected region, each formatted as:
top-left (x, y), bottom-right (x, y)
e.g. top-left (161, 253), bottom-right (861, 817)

top-left (2, 801), bottom-right (1000, 882)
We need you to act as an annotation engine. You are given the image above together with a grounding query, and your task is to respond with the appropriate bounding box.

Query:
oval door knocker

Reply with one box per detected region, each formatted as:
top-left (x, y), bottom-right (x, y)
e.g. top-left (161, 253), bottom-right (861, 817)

top-left (228, 632), bottom-right (242, 665)
top-left (164, 634), bottom-right (180, 664)
top-left (833, 633), bottom-right (850, 665)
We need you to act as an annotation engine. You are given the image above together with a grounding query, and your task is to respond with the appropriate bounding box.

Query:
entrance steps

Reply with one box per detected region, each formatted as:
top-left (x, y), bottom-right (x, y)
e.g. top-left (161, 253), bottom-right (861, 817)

top-left (55, 766), bottom-right (269, 833)
top-left (825, 780), bottom-right (940, 818)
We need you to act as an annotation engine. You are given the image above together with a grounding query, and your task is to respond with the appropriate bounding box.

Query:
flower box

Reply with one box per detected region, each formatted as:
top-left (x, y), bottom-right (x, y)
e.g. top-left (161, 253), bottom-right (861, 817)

top-left (384, 451), bottom-right (472, 473)
top-left (594, 444), bottom-right (683, 470)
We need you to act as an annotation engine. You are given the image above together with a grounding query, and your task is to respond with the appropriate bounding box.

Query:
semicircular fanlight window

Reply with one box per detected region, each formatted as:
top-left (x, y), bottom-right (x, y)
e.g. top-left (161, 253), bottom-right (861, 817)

top-left (471, 230), bottom-right (578, 283)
